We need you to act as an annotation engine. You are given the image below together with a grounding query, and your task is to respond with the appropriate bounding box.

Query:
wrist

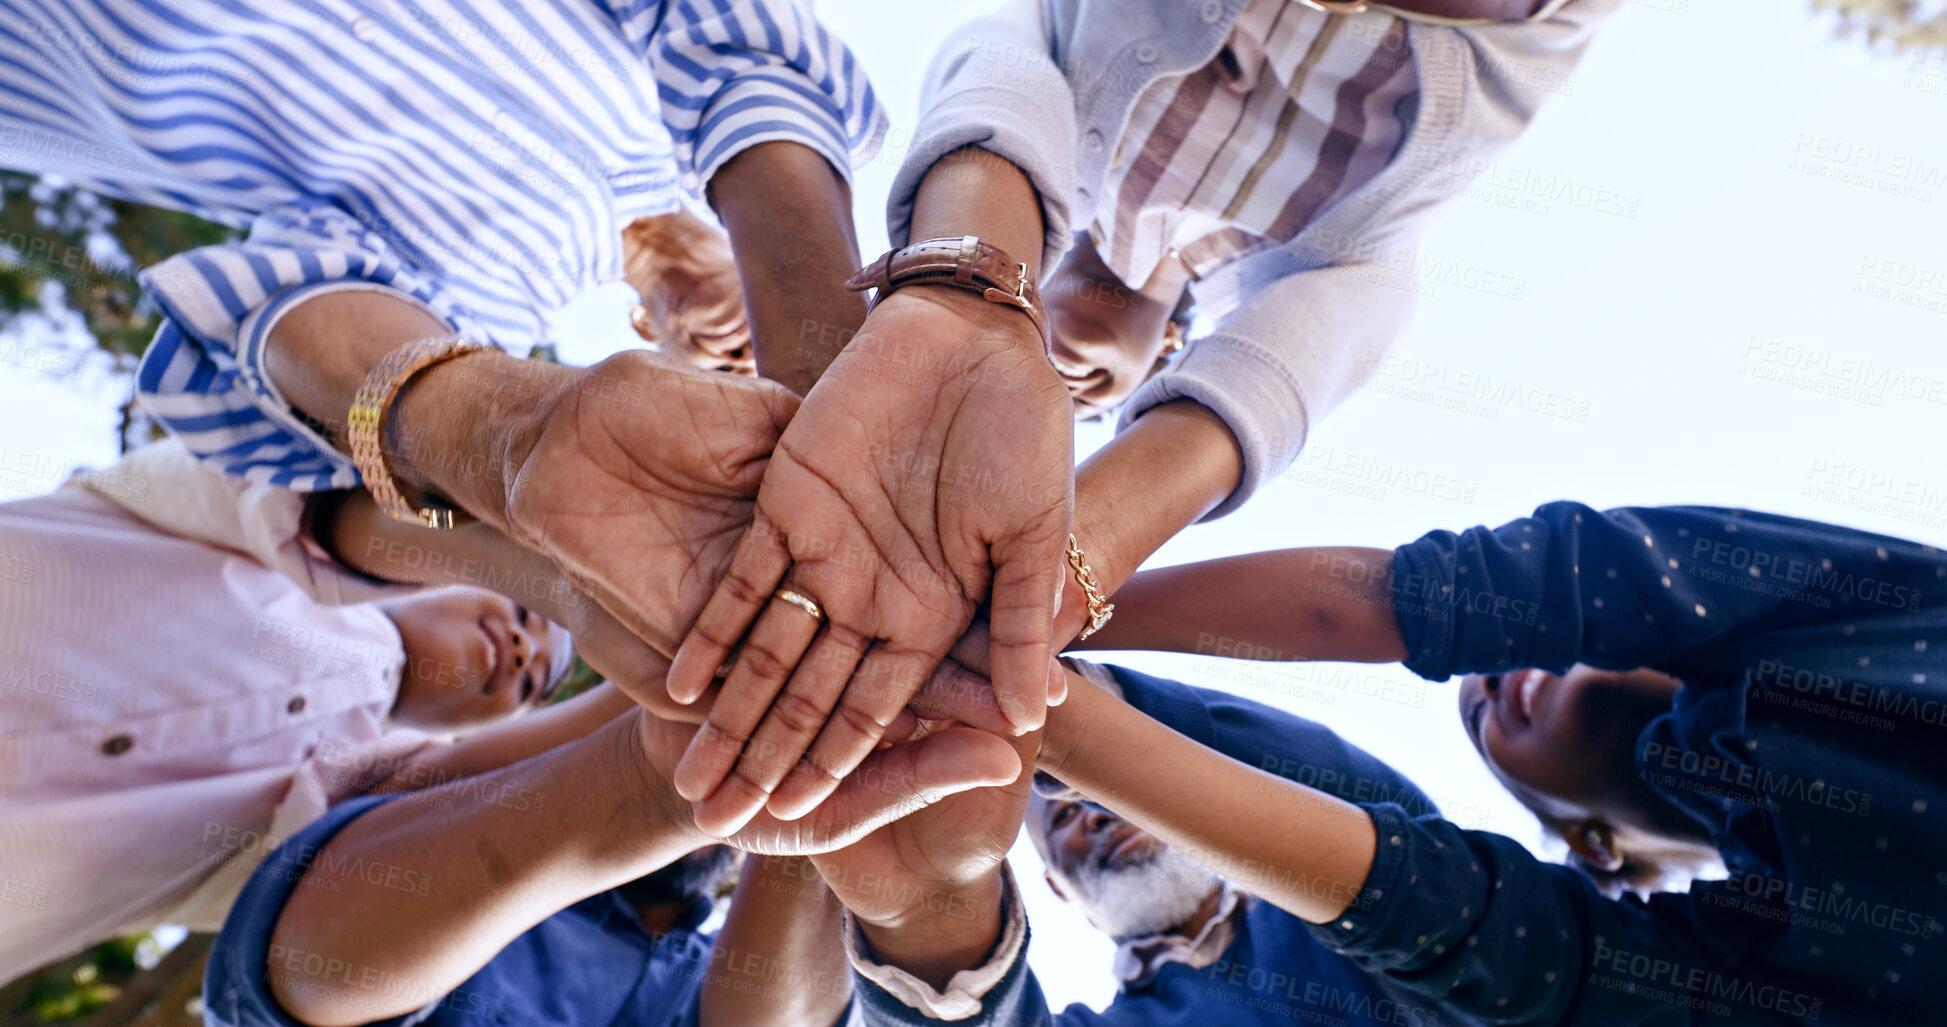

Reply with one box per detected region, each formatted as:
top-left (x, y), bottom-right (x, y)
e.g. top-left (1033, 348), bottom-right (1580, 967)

top-left (911, 147), bottom-right (1044, 283)
top-left (1040, 667), bottom-right (1111, 779)
top-left (854, 869), bottom-right (1006, 985)
top-left (870, 285), bottom-right (1046, 355)
top-left (385, 350), bottom-right (572, 533)
top-left (621, 710), bottom-right (711, 856)
top-left (1073, 398), bottom-right (1242, 593)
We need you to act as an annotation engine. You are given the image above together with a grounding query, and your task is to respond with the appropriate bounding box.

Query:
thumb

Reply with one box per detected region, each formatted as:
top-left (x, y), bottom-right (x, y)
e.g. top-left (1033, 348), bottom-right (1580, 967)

top-left (799, 728), bottom-right (1021, 847)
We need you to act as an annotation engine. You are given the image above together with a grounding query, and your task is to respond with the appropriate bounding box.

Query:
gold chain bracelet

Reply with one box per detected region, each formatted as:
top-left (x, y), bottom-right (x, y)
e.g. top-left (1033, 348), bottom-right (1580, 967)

top-left (1064, 534), bottom-right (1115, 641)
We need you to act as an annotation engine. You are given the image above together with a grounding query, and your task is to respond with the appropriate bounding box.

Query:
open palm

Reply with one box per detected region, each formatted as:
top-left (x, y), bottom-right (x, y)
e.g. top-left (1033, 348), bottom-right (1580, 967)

top-left (666, 287), bottom-right (1073, 836)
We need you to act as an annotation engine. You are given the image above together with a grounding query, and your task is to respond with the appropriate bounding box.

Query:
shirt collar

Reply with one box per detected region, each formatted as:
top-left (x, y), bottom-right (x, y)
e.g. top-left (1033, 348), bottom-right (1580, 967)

top-left (598, 890), bottom-right (715, 940)
top-left (1110, 882), bottom-right (1248, 989)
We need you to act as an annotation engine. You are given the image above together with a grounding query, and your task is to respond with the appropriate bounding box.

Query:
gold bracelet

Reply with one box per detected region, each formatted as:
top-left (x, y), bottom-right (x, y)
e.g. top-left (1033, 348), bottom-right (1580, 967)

top-left (1064, 534), bottom-right (1115, 641)
top-left (347, 337), bottom-right (489, 530)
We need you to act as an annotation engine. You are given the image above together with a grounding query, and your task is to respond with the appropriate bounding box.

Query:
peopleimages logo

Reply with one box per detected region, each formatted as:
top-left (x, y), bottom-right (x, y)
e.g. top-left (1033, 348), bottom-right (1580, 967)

top-left (1640, 739), bottom-right (1872, 816)
top-left (1589, 939), bottom-right (1822, 1019)
top-left (1716, 873), bottom-right (1941, 938)
top-left (1201, 963), bottom-right (1445, 1027)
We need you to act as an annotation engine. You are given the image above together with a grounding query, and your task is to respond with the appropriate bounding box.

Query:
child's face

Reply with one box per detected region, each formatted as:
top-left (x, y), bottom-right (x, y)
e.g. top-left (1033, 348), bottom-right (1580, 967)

top-left (380, 590), bottom-right (571, 733)
top-left (1456, 665), bottom-right (1684, 826)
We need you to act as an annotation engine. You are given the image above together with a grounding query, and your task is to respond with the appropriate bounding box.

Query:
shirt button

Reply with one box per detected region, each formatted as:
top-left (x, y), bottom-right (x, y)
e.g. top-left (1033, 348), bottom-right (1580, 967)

top-left (1084, 129), bottom-right (1105, 151)
top-left (287, 697), bottom-right (307, 714)
top-left (1137, 44), bottom-right (1160, 63)
top-left (102, 735), bottom-right (133, 756)
top-left (350, 16), bottom-right (378, 42)
top-left (1201, 0), bottom-right (1226, 23)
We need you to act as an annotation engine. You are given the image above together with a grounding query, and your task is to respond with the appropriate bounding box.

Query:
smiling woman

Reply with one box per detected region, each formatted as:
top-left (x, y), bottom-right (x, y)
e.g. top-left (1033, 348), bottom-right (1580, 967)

top-left (1060, 500), bottom-right (1947, 1024)
top-left (1457, 665), bottom-right (1718, 891)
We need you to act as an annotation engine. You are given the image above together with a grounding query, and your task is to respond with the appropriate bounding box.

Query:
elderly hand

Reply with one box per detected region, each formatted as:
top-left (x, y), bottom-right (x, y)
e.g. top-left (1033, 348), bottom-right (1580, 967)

top-left (482, 349), bottom-right (798, 713)
top-left (664, 285), bottom-right (1073, 837)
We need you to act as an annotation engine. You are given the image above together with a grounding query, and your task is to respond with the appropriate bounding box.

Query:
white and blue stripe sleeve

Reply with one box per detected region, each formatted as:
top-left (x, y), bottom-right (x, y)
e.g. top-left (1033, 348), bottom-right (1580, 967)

top-left (135, 199), bottom-right (492, 493)
top-left (649, 0), bottom-right (887, 187)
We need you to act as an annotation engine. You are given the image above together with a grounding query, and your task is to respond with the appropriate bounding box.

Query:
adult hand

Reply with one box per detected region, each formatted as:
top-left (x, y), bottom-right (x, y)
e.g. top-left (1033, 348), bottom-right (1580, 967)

top-left (632, 708), bottom-right (1023, 858)
top-left (665, 286), bottom-right (1073, 836)
top-left (809, 716), bottom-right (1038, 987)
top-left (491, 350), bottom-right (799, 708)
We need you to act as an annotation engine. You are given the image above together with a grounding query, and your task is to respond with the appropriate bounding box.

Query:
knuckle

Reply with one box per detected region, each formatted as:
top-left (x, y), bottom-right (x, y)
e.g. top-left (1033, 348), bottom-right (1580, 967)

top-left (720, 569), bottom-right (772, 609)
top-left (739, 637), bottom-right (795, 683)
top-left (789, 756), bottom-right (843, 792)
top-left (834, 699), bottom-right (892, 745)
top-left (767, 689), bottom-right (830, 738)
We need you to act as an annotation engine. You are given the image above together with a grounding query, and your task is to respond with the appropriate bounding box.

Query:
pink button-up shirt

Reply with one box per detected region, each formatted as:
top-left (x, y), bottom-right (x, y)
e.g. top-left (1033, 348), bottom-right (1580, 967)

top-left (0, 441), bottom-right (428, 981)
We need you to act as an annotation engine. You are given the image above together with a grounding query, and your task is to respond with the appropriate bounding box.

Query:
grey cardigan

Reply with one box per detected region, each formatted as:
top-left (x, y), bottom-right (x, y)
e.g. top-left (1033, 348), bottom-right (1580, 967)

top-left (889, 0), bottom-right (1609, 516)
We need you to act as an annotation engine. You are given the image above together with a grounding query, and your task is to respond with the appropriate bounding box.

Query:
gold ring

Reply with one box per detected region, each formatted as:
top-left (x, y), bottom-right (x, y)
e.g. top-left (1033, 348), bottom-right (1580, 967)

top-left (772, 588), bottom-right (825, 623)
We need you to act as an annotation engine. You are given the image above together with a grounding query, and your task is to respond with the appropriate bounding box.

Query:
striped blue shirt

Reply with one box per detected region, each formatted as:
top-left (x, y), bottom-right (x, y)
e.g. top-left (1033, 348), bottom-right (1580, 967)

top-left (0, 0), bottom-right (884, 490)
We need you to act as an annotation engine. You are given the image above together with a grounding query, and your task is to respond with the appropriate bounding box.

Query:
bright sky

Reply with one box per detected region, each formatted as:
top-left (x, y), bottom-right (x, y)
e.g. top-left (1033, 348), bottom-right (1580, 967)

top-left (2, 0), bottom-right (1944, 1013)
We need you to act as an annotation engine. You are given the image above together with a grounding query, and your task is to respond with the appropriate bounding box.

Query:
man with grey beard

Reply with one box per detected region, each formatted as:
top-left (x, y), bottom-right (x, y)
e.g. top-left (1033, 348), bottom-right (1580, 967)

top-left (817, 659), bottom-right (1475, 1026)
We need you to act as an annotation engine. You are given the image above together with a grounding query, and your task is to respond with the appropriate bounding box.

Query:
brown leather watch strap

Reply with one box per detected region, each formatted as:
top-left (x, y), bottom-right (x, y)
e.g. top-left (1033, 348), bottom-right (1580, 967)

top-left (845, 236), bottom-right (1047, 341)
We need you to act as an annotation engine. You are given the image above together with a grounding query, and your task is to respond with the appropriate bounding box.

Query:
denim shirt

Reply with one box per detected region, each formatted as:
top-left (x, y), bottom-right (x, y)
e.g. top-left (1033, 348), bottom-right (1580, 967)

top-left (1328, 503), bottom-right (1947, 1025)
top-left (847, 667), bottom-right (1477, 1027)
top-left (204, 795), bottom-right (716, 1027)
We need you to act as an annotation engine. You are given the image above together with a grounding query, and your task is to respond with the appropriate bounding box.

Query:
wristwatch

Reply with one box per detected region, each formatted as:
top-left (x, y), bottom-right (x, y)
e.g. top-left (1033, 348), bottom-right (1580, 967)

top-left (845, 236), bottom-right (1047, 341)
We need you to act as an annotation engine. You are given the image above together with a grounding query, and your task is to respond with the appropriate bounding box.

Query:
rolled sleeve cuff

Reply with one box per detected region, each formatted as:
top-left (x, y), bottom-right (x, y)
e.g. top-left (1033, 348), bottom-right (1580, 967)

top-left (137, 202), bottom-right (487, 493)
top-left (1388, 530), bottom-right (1464, 683)
top-left (1118, 333), bottom-right (1310, 520)
top-left (1316, 803), bottom-right (1420, 954)
top-left (692, 72), bottom-right (888, 189)
top-left (239, 281), bottom-right (462, 490)
top-left (844, 865), bottom-right (1026, 1021)
top-left (205, 795), bottom-right (439, 1027)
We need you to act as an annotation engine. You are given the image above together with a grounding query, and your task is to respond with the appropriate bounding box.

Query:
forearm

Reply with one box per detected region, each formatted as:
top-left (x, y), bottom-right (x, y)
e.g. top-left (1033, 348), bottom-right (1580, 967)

top-left (269, 712), bottom-right (702, 1026)
top-left (1049, 400), bottom-right (1244, 649)
top-left (1043, 672), bottom-right (1377, 924)
top-left (308, 489), bottom-right (581, 620)
top-left (710, 141), bottom-right (869, 394)
top-left (370, 684), bottom-right (633, 793)
top-left (702, 856), bottom-right (851, 1027)
top-left (1075, 547), bottom-right (1407, 663)
top-left (854, 869), bottom-right (1006, 991)
top-left (264, 289), bottom-right (573, 531)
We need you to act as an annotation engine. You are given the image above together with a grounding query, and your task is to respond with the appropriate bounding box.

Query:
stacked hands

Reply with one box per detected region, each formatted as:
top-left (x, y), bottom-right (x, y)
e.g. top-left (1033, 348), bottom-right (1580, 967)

top-left (485, 280), bottom-right (1077, 840)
